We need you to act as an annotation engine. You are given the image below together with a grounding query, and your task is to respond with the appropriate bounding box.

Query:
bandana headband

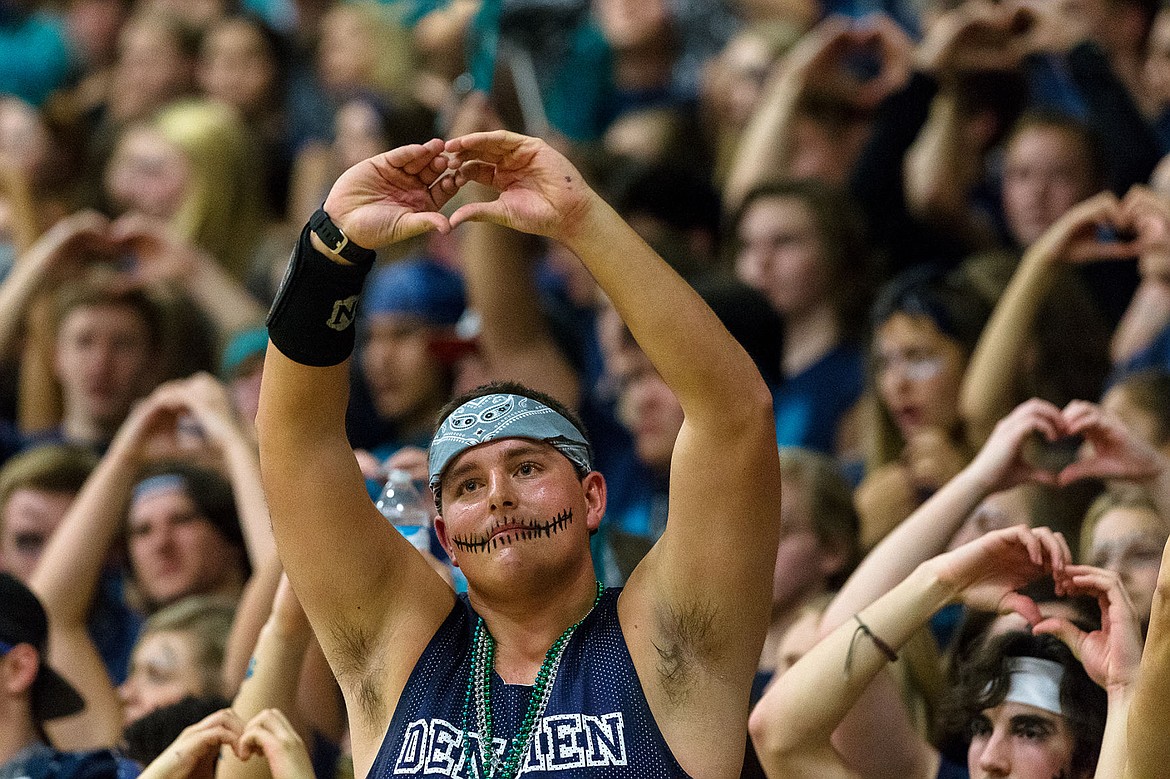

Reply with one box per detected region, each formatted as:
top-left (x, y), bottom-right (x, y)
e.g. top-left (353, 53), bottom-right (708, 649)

top-left (132, 474), bottom-right (188, 503)
top-left (428, 393), bottom-right (593, 500)
top-left (1001, 656), bottom-right (1066, 717)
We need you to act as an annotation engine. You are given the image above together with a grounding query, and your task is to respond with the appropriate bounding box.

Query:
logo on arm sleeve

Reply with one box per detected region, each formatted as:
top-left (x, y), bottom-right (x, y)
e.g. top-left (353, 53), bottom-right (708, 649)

top-left (327, 295), bottom-right (360, 331)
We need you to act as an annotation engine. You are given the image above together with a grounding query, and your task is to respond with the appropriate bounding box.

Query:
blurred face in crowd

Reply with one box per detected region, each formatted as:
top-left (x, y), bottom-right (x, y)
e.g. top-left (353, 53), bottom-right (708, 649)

top-left (874, 313), bottom-right (967, 441)
top-left (772, 475), bottom-right (838, 614)
top-left (110, 16), bottom-right (194, 123)
top-left (1145, 9), bottom-right (1170, 107)
top-left (199, 18), bottom-right (277, 117)
top-left (334, 98), bottom-right (390, 170)
top-left (948, 486), bottom-right (1030, 551)
top-left (361, 314), bottom-right (450, 435)
top-left (616, 347), bottom-right (684, 474)
top-left (0, 98), bottom-right (51, 182)
top-left (317, 6), bottom-right (377, 94)
top-left (127, 482), bottom-right (244, 606)
top-left (1002, 124), bottom-right (1097, 248)
top-left (66, 0), bottom-right (128, 68)
top-left (967, 702), bottom-right (1078, 779)
top-left (119, 629), bottom-right (205, 724)
top-left (0, 489), bottom-right (74, 583)
top-left (105, 126), bottom-right (191, 220)
top-left (1088, 505), bottom-right (1165, 628)
top-left (735, 195), bottom-right (829, 320)
top-left (54, 304), bottom-right (155, 432)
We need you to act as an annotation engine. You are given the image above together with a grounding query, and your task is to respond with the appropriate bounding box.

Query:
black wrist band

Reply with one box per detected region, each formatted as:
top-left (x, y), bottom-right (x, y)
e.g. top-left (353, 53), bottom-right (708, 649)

top-left (308, 207), bottom-right (376, 265)
top-left (266, 221), bottom-right (375, 367)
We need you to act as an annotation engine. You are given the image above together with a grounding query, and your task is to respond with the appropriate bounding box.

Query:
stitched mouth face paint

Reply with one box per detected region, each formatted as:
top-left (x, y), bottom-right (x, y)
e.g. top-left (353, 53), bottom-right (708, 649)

top-left (451, 508), bottom-right (574, 553)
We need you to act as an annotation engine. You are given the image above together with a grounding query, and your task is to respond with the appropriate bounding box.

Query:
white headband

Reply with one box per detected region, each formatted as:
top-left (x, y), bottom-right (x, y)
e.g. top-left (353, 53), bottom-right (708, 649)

top-left (1002, 656), bottom-right (1066, 717)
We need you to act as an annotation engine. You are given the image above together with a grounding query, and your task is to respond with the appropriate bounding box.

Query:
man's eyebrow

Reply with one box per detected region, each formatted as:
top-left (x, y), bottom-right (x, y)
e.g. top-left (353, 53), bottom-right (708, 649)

top-left (1009, 714), bottom-right (1056, 730)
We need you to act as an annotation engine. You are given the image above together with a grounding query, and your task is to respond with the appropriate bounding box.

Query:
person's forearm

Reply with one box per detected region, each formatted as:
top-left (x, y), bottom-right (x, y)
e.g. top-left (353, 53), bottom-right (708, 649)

top-left (1111, 280), bottom-right (1170, 365)
top-left (0, 245), bottom-right (50, 355)
top-left (904, 91), bottom-right (979, 233)
top-left (754, 564), bottom-right (951, 758)
top-left (960, 252), bottom-right (1055, 444)
top-left (723, 70), bottom-right (804, 212)
top-left (461, 191), bottom-right (580, 407)
top-left (1127, 586), bottom-right (1170, 776)
top-left (185, 254), bottom-right (267, 337)
top-left (824, 468), bottom-right (988, 632)
top-left (218, 617), bottom-right (312, 779)
top-left (222, 436), bottom-right (276, 568)
top-left (1093, 685), bottom-right (1133, 779)
top-left (29, 446), bottom-right (139, 626)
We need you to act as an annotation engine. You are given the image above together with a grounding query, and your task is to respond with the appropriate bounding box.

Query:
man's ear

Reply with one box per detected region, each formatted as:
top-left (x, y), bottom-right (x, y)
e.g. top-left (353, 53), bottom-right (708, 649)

top-left (1, 643), bottom-right (41, 695)
top-left (433, 515), bottom-right (458, 568)
top-left (583, 471), bottom-right (606, 533)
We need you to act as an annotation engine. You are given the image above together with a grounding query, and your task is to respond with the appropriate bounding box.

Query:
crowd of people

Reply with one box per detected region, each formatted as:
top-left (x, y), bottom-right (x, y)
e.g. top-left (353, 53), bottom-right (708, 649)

top-left (4, 0), bottom-right (1170, 777)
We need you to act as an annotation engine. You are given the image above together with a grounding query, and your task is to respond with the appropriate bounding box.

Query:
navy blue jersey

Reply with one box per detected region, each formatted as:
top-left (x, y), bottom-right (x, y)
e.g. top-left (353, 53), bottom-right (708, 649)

top-left (369, 588), bottom-right (691, 778)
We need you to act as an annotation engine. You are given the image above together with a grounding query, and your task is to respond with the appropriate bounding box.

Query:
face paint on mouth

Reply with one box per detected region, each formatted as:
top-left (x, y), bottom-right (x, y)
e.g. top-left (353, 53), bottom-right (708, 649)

top-left (451, 508), bottom-right (574, 553)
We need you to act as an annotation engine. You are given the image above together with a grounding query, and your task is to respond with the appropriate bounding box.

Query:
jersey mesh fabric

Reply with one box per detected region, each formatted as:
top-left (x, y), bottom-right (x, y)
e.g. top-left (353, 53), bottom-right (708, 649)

top-left (369, 588), bottom-right (692, 778)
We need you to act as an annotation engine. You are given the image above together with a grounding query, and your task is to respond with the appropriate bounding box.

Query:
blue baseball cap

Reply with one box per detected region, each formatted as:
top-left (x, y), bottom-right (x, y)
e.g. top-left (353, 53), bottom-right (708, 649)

top-left (363, 257), bottom-right (466, 326)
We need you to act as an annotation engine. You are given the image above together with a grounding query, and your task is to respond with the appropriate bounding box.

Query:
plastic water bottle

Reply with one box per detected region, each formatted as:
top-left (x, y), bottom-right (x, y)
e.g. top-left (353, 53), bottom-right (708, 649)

top-left (376, 469), bottom-right (432, 553)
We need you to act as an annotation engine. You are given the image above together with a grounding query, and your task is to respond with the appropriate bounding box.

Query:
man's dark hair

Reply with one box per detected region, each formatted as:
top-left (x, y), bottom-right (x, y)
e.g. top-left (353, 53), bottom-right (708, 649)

top-left (122, 695), bottom-right (231, 765)
top-left (55, 281), bottom-right (165, 351)
top-left (1005, 109), bottom-right (1108, 193)
top-left (940, 631), bottom-right (1106, 778)
top-left (434, 381), bottom-right (589, 445)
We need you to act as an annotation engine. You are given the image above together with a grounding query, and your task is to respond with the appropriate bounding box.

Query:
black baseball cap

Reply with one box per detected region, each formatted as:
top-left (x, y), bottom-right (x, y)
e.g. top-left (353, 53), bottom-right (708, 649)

top-left (0, 573), bottom-right (85, 720)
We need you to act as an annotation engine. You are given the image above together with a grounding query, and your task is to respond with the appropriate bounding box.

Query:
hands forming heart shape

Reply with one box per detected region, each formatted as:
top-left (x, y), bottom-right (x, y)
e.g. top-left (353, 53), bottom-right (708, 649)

top-left (1028, 186), bottom-right (1170, 266)
top-left (972, 397), bottom-right (1166, 492)
top-left (149, 708), bottom-right (313, 779)
top-left (320, 132), bottom-right (601, 252)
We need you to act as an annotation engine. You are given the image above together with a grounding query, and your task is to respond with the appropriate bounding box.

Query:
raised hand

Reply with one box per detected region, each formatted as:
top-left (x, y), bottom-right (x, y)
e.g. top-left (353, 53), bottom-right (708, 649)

top-left (238, 708), bottom-right (316, 779)
top-left (445, 131), bottom-right (602, 244)
top-left (1058, 400), bottom-right (1166, 485)
top-left (924, 524), bottom-right (1071, 624)
top-left (1025, 191), bottom-right (1139, 265)
top-left (322, 138), bottom-right (459, 250)
top-left (1033, 565), bottom-right (1143, 692)
top-left (963, 398), bottom-right (1069, 491)
top-left (108, 213), bottom-right (202, 286)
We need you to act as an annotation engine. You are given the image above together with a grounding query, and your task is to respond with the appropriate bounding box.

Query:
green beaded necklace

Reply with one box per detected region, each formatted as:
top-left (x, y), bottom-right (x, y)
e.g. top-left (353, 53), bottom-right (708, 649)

top-left (461, 580), bottom-right (604, 778)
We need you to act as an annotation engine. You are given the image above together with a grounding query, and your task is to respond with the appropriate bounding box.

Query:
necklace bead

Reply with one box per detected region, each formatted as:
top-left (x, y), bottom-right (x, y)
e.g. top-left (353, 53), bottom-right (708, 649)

top-left (461, 581), bottom-right (604, 778)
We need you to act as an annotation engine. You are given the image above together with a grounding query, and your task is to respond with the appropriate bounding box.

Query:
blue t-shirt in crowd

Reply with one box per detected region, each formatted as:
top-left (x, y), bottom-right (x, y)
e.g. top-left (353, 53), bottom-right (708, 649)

top-left (0, 10), bottom-right (72, 105)
top-left (773, 344), bottom-right (866, 455)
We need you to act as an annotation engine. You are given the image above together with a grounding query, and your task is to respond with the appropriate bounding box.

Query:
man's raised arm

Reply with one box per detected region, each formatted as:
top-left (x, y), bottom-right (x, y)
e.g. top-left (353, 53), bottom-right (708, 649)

top-left (445, 131), bottom-right (782, 776)
top-left (255, 140), bottom-right (460, 767)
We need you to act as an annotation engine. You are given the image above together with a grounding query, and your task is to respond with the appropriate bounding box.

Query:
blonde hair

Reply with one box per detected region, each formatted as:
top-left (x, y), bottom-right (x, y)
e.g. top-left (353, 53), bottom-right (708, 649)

top-left (141, 595), bottom-right (237, 697)
top-left (152, 100), bottom-right (266, 280)
top-left (1078, 488), bottom-right (1161, 563)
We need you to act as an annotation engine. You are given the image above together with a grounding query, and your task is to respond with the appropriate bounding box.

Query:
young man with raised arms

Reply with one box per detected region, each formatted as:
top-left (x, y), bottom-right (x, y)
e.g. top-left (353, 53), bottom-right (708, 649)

top-left (257, 131), bottom-right (782, 778)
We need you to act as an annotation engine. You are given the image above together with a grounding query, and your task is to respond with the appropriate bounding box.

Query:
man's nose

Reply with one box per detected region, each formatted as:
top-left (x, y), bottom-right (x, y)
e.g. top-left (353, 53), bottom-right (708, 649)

top-left (486, 471), bottom-right (517, 512)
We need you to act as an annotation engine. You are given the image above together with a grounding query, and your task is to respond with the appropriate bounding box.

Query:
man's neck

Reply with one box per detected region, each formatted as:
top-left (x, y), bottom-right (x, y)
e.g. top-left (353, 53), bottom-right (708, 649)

top-left (468, 567), bottom-right (600, 685)
top-left (0, 707), bottom-right (41, 768)
top-left (782, 304), bottom-right (840, 378)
